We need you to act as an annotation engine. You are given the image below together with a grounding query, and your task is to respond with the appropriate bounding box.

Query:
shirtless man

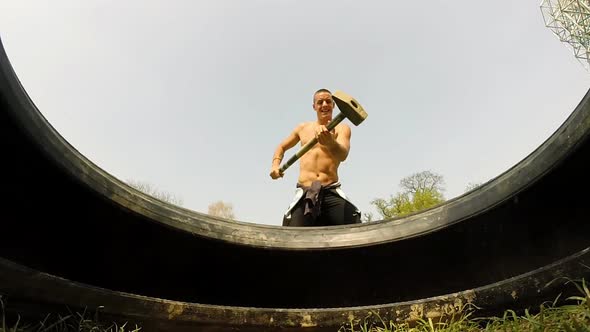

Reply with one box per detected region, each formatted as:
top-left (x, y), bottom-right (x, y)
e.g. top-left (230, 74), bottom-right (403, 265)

top-left (270, 89), bottom-right (361, 226)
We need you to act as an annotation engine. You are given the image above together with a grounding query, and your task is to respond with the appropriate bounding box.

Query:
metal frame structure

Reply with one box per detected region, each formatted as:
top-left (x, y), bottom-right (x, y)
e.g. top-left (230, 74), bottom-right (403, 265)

top-left (541, 0), bottom-right (590, 70)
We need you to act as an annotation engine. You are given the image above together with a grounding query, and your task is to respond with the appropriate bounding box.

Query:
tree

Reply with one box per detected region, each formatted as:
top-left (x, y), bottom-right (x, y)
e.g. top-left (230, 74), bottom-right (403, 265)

top-left (370, 170), bottom-right (446, 219)
top-left (464, 182), bottom-right (482, 193)
top-left (126, 179), bottom-right (184, 206)
top-left (208, 200), bottom-right (235, 219)
top-left (399, 170), bottom-right (445, 194)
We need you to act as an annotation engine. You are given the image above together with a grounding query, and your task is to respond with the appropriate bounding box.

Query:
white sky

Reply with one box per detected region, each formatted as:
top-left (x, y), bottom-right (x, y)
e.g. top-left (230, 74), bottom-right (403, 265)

top-left (1, 1), bottom-right (588, 225)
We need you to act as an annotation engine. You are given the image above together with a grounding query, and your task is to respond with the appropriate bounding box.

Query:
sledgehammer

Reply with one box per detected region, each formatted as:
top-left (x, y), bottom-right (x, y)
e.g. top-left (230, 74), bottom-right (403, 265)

top-left (279, 90), bottom-right (368, 174)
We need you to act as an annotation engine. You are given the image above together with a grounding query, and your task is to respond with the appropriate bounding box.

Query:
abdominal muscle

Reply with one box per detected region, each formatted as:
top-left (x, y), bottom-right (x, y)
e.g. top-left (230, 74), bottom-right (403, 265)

top-left (297, 145), bottom-right (340, 187)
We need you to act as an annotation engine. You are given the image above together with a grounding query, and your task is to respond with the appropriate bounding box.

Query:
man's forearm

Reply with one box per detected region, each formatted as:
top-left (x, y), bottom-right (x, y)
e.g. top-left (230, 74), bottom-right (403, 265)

top-left (272, 148), bottom-right (285, 168)
top-left (327, 141), bottom-right (349, 161)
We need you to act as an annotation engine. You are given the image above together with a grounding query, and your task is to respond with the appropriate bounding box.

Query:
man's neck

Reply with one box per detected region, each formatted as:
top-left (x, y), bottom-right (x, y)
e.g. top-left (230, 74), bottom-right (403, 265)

top-left (316, 118), bottom-right (331, 126)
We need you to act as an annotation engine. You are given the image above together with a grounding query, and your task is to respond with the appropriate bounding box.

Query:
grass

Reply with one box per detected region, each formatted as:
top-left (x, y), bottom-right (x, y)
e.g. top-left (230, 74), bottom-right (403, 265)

top-left (1, 279), bottom-right (589, 332)
top-left (0, 298), bottom-right (141, 332)
top-left (340, 278), bottom-right (590, 332)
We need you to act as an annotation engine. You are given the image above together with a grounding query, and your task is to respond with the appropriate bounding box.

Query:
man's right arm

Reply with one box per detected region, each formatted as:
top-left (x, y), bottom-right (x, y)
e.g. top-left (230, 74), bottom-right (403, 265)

top-left (270, 124), bottom-right (304, 179)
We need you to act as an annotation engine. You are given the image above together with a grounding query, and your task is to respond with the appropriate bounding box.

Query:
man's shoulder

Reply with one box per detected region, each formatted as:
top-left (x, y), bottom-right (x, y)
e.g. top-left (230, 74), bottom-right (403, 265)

top-left (336, 122), bottom-right (351, 132)
top-left (295, 122), bottom-right (314, 131)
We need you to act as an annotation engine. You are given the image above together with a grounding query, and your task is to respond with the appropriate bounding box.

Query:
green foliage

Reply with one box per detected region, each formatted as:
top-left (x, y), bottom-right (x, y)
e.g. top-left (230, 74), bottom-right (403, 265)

top-left (371, 171), bottom-right (446, 219)
top-left (339, 278), bottom-right (590, 331)
top-left (2, 277), bottom-right (590, 332)
top-left (0, 297), bottom-right (141, 332)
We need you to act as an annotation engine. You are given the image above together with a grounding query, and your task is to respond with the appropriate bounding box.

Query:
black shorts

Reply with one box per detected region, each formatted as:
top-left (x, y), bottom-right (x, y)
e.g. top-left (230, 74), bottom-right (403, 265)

top-left (283, 189), bottom-right (361, 227)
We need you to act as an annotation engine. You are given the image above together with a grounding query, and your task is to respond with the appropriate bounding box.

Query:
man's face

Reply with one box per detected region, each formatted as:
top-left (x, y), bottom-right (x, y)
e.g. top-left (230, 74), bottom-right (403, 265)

top-left (313, 91), bottom-right (334, 122)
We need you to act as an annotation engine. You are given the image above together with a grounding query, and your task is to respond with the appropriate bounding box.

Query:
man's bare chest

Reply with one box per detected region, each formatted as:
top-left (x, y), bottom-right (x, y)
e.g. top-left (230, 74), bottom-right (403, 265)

top-left (299, 124), bottom-right (338, 146)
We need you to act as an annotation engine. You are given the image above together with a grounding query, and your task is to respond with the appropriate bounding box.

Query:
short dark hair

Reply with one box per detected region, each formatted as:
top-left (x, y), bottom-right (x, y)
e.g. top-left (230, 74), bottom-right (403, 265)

top-left (313, 88), bottom-right (332, 102)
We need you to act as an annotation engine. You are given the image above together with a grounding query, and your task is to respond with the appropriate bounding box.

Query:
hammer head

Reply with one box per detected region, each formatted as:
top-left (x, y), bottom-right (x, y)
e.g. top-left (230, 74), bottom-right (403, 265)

top-left (332, 90), bottom-right (368, 126)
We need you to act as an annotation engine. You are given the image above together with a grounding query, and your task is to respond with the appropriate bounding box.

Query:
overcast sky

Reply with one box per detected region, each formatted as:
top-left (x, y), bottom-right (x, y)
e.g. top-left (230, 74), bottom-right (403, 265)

top-left (1, 1), bottom-right (588, 226)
